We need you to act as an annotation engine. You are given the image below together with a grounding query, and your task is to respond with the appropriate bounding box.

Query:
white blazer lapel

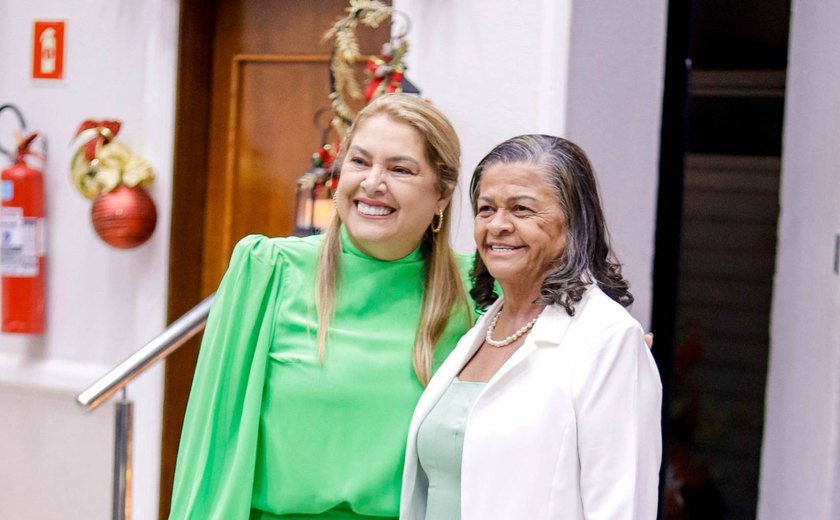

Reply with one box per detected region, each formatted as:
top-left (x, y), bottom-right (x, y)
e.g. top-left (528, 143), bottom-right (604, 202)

top-left (484, 303), bottom-right (574, 387)
top-left (527, 303), bottom-right (574, 348)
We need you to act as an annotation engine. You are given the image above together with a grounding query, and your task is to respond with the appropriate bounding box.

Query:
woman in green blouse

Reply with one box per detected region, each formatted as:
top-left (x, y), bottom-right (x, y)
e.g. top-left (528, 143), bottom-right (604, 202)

top-left (168, 93), bottom-right (473, 519)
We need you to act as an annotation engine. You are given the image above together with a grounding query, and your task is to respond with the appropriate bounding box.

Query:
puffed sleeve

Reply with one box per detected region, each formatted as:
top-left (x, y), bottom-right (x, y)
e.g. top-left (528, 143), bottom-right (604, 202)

top-left (169, 235), bottom-right (285, 520)
top-left (574, 320), bottom-right (662, 519)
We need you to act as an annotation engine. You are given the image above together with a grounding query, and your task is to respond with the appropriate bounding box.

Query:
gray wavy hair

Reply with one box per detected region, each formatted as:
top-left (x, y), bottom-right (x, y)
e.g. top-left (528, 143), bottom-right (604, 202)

top-left (468, 134), bottom-right (632, 315)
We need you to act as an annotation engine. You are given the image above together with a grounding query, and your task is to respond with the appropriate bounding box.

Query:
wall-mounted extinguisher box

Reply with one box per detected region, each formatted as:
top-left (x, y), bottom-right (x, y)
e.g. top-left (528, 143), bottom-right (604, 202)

top-left (32, 20), bottom-right (65, 81)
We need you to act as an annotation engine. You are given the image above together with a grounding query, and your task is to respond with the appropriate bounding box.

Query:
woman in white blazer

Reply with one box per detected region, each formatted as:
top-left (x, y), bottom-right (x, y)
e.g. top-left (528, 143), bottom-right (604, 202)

top-left (400, 135), bottom-right (662, 520)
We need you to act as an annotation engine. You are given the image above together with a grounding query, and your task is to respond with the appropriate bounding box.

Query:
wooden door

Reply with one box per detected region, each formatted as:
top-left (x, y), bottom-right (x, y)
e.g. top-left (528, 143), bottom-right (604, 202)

top-left (161, 1), bottom-right (389, 516)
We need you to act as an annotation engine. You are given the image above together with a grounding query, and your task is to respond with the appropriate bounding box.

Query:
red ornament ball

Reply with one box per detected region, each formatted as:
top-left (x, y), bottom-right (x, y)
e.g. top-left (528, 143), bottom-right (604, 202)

top-left (91, 184), bottom-right (157, 249)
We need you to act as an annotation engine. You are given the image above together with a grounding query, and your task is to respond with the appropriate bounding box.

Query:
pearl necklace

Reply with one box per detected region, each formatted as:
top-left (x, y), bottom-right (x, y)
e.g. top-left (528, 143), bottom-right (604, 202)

top-left (485, 307), bottom-right (538, 348)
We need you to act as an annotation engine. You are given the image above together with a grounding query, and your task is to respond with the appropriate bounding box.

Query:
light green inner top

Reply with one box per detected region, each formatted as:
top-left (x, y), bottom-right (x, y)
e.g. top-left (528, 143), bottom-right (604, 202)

top-left (416, 379), bottom-right (486, 520)
top-left (169, 228), bottom-right (473, 519)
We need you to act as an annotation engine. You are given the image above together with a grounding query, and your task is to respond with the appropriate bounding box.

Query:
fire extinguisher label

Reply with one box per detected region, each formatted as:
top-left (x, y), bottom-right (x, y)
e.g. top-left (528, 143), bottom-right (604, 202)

top-left (1, 180), bottom-right (11, 202)
top-left (1, 207), bottom-right (41, 277)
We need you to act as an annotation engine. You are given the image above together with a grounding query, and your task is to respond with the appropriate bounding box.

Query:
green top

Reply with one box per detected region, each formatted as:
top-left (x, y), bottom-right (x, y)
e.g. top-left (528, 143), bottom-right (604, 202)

top-left (416, 379), bottom-right (485, 520)
top-left (169, 228), bottom-right (472, 519)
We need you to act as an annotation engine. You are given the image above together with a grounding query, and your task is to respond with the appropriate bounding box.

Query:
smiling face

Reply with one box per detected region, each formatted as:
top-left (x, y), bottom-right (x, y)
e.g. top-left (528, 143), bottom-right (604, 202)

top-left (335, 114), bottom-right (450, 260)
top-left (474, 162), bottom-right (568, 296)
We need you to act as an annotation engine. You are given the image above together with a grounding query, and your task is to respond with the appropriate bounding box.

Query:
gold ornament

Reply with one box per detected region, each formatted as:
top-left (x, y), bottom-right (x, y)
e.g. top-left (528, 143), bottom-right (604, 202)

top-left (69, 123), bottom-right (154, 200)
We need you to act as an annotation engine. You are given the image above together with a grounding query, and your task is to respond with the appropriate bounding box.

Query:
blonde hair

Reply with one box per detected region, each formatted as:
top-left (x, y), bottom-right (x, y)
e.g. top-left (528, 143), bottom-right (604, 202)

top-left (316, 93), bottom-right (469, 384)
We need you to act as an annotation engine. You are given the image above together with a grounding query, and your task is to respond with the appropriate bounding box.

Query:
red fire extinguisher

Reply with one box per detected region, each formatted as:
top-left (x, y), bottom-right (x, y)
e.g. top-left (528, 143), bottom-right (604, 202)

top-left (1, 104), bottom-right (46, 334)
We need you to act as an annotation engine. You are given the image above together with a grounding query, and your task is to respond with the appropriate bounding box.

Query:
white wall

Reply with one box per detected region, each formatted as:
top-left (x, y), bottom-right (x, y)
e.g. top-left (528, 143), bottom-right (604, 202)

top-left (758, 1), bottom-right (840, 518)
top-left (0, 1), bottom-right (179, 518)
top-left (394, 0), bottom-right (572, 250)
top-left (0, 366), bottom-right (114, 519)
top-left (396, 0), bottom-right (667, 328)
top-left (565, 1), bottom-right (666, 329)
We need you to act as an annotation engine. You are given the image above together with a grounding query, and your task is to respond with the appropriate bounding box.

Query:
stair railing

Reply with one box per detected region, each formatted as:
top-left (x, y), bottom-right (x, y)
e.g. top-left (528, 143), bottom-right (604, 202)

top-left (76, 293), bottom-right (215, 520)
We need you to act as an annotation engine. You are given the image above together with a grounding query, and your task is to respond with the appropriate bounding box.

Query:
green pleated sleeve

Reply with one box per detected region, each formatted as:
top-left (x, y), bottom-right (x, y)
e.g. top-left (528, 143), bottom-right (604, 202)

top-left (169, 235), bottom-right (284, 520)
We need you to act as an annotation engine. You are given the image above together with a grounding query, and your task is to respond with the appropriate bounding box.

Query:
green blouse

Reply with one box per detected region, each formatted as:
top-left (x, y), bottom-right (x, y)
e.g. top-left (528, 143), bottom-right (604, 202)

top-left (169, 228), bottom-right (472, 519)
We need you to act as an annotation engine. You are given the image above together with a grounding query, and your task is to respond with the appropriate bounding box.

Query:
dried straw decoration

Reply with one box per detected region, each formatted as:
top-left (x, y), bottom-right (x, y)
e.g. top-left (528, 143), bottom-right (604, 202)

top-left (323, 0), bottom-right (393, 137)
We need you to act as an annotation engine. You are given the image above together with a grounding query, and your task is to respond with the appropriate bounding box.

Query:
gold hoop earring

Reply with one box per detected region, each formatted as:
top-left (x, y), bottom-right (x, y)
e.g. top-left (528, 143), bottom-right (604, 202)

top-left (431, 209), bottom-right (444, 234)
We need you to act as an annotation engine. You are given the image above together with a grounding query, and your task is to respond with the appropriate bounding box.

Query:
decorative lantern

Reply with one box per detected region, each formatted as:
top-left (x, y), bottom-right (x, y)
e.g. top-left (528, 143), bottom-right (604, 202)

top-left (294, 144), bottom-right (336, 236)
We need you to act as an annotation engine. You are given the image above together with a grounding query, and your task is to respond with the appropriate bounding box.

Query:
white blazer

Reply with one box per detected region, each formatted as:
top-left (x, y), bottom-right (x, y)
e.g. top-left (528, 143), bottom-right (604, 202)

top-left (400, 286), bottom-right (662, 519)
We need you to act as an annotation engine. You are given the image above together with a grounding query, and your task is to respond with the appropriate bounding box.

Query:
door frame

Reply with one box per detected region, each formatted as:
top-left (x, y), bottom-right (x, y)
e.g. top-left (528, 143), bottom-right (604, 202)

top-left (159, 0), bottom-right (216, 517)
top-left (650, 1), bottom-right (693, 517)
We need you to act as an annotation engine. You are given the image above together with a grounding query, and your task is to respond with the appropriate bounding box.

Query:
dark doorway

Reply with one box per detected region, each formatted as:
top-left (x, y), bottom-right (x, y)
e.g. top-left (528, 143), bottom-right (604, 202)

top-left (653, 1), bottom-right (790, 519)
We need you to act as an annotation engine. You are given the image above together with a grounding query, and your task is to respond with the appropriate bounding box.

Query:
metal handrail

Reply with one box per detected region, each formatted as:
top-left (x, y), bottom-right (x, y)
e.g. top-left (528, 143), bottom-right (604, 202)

top-left (77, 293), bottom-right (215, 411)
top-left (77, 293), bottom-right (215, 520)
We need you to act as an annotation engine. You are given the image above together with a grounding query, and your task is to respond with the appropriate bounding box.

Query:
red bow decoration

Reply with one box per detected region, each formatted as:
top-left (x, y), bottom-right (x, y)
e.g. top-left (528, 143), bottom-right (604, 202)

top-left (72, 119), bottom-right (121, 161)
top-left (363, 40), bottom-right (408, 104)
